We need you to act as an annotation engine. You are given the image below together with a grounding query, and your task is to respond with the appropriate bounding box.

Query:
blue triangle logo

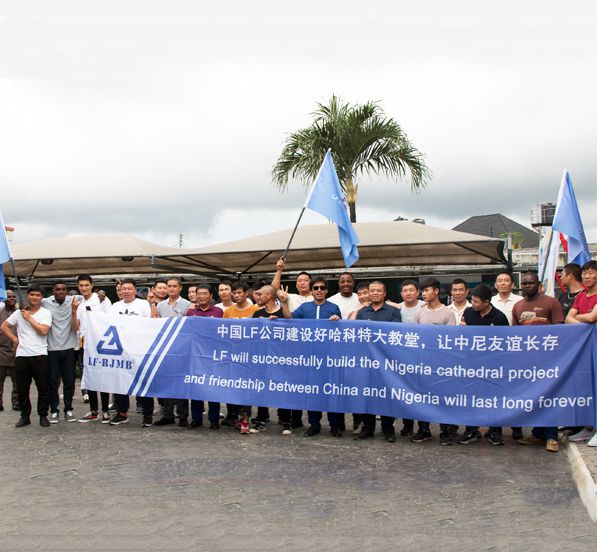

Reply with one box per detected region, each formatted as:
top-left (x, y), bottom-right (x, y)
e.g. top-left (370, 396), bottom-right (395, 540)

top-left (97, 326), bottom-right (124, 356)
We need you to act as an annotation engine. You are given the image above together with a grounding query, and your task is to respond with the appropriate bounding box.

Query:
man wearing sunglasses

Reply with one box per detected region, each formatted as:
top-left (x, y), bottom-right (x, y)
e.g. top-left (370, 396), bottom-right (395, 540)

top-left (280, 276), bottom-right (342, 437)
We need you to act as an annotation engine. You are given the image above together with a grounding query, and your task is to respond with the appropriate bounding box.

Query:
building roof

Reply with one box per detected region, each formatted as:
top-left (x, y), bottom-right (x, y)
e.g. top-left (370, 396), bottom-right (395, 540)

top-left (452, 214), bottom-right (539, 249)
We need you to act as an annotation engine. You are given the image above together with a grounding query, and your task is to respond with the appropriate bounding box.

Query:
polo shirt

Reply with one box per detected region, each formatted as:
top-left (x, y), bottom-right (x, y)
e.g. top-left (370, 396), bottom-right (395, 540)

top-left (42, 295), bottom-right (81, 351)
top-left (6, 307), bottom-right (53, 357)
top-left (292, 300), bottom-right (341, 320)
top-left (462, 305), bottom-right (509, 326)
top-left (448, 301), bottom-right (471, 325)
top-left (491, 292), bottom-right (523, 325)
top-left (355, 303), bottom-right (402, 322)
top-left (157, 297), bottom-right (192, 318)
top-left (186, 305), bottom-right (224, 318)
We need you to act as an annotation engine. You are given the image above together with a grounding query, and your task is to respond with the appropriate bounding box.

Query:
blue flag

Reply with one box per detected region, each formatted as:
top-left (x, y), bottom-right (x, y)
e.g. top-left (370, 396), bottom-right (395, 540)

top-left (0, 211), bottom-right (12, 301)
top-left (305, 150), bottom-right (360, 267)
top-left (552, 171), bottom-right (590, 266)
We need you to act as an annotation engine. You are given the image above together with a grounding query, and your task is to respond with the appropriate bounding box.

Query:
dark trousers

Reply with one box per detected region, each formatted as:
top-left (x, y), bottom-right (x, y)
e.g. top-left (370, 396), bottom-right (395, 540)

top-left (403, 419), bottom-right (428, 432)
top-left (163, 398), bottom-right (189, 420)
top-left (532, 427), bottom-right (558, 440)
top-left (114, 393), bottom-right (129, 414)
top-left (88, 391), bottom-right (110, 413)
top-left (466, 425), bottom-right (501, 434)
top-left (362, 414), bottom-right (395, 436)
top-left (191, 400), bottom-right (220, 423)
top-left (307, 410), bottom-right (341, 430)
top-left (141, 396), bottom-right (154, 417)
top-left (0, 365), bottom-right (19, 408)
top-left (278, 409), bottom-right (303, 427)
top-left (48, 349), bottom-right (76, 413)
top-left (254, 406), bottom-right (269, 422)
top-left (15, 355), bottom-right (49, 417)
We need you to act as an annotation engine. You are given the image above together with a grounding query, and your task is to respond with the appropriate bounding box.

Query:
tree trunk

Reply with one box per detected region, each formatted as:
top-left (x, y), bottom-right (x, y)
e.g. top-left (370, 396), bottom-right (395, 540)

top-left (349, 201), bottom-right (356, 223)
top-left (345, 175), bottom-right (357, 222)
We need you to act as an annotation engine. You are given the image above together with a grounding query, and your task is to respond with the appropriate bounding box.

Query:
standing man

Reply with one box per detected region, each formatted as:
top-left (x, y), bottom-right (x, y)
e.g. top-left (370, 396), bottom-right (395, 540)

top-left (514, 271), bottom-right (564, 453)
top-left (448, 278), bottom-right (471, 325)
top-left (272, 257), bottom-right (313, 312)
top-left (1, 284), bottom-right (52, 428)
top-left (280, 276), bottom-right (343, 437)
top-left (347, 281), bottom-right (370, 320)
top-left (329, 272), bottom-right (361, 320)
top-left (411, 278), bottom-right (458, 445)
top-left (0, 290), bottom-right (19, 412)
top-left (559, 263), bottom-right (585, 317)
top-left (215, 280), bottom-right (234, 311)
top-left (397, 280), bottom-right (425, 324)
top-left (458, 285), bottom-right (509, 445)
top-left (147, 280), bottom-right (168, 317)
top-left (355, 281), bottom-right (402, 442)
top-left (186, 284), bottom-right (223, 430)
top-left (75, 274), bottom-right (112, 423)
top-left (153, 277), bottom-right (192, 428)
top-left (109, 278), bottom-right (151, 426)
top-left (187, 285), bottom-right (197, 305)
top-left (491, 272), bottom-right (523, 325)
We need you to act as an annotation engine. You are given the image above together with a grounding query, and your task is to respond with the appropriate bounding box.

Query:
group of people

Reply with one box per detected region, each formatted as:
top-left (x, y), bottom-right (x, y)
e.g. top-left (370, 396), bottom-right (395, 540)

top-left (0, 258), bottom-right (596, 454)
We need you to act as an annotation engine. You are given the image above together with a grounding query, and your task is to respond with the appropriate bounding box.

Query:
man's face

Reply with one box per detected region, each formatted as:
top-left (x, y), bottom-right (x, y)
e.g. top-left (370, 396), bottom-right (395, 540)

top-left (5, 291), bottom-right (16, 307)
top-left (120, 283), bottom-right (136, 302)
top-left (471, 296), bottom-right (488, 312)
top-left (218, 284), bottom-right (232, 302)
top-left (232, 288), bottom-right (247, 304)
top-left (257, 287), bottom-right (270, 306)
top-left (196, 289), bottom-right (211, 308)
top-left (338, 274), bottom-right (355, 296)
top-left (153, 283), bottom-right (168, 300)
top-left (368, 283), bottom-right (386, 304)
top-left (495, 274), bottom-right (514, 294)
top-left (296, 274), bottom-right (311, 294)
top-left (27, 291), bottom-right (43, 307)
top-left (520, 274), bottom-right (539, 298)
top-left (311, 281), bottom-right (328, 302)
top-left (582, 268), bottom-right (597, 290)
top-left (252, 289), bottom-right (262, 304)
top-left (167, 280), bottom-right (181, 299)
top-left (78, 280), bottom-right (93, 298)
top-left (560, 270), bottom-right (571, 288)
top-left (53, 283), bottom-right (68, 302)
top-left (188, 287), bottom-right (197, 302)
top-left (357, 287), bottom-right (369, 305)
top-left (400, 284), bottom-right (418, 304)
top-left (451, 283), bottom-right (467, 304)
top-left (421, 286), bottom-right (439, 303)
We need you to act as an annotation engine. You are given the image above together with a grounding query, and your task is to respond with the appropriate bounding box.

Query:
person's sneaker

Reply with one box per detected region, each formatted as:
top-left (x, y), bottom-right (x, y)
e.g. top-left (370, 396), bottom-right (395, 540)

top-left (546, 439), bottom-right (560, 452)
top-left (15, 416), bottom-right (31, 428)
top-left (519, 435), bottom-right (545, 445)
top-left (399, 425), bottom-right (414, 437)
top-left (50, 412), bottom-right (60, 424)
top-left (109, 413), bottom-right (129, 425)
top-left (65, 411), bottom-right (76, 423)
top-left (12, 405), bottom-right (20, 411)
top-left (458, 430), bottom-right (480, 444)
top-left (82, 393), bottom-right (89, 403)
top-left (282, 423), bottom-right (293, 435)
top-left (101, 412), bottom-right (111, 424)
top-left (0, 405), bottom-right (4, 411)
top-left (384, 432), bottom-right (396, 443)
top-left (78, 412), bottom-right (99, 423)
top-left (210, 421), bottom-right (220, 430)
top-left (440, 432), bottom-right (455, 446)
top-left (220, 416), bottom-right (236, 427)
top-left (108, 402), bottom-right (116, 411)
top-left (240, 418), bottom-right (250, 434)
top-left (40, 416), bottom-right (50, 427)
top-left (153, 417), bottom-right (175, 426)
top-left (304, 425), bottom-right (321, 437)
top-left (141, 416), bottom-right (153, 428)
top-left (511, 428), bottom-right (523, 440)
top-left (411, 430), bottom-right (432, 443)
top-left (587, 432), bottom-right (597, 447)
top-left (249, 421), bottom-right (267, 434)
top-left (568, 428), bottom-right (594, 442)
top-left (488, 431), bottom-right (504, 446)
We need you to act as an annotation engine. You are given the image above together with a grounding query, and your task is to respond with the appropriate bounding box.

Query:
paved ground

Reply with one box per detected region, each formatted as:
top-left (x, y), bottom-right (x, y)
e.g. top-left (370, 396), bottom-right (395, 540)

top-left (578, 441), bottom-right (597, 482)
top-left (1, 393), bottom-right (596, 551)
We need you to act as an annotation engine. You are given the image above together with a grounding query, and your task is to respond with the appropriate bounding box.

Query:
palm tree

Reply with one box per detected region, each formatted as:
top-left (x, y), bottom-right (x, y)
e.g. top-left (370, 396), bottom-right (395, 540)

top-left (272, 95), bottom-right (431, 222)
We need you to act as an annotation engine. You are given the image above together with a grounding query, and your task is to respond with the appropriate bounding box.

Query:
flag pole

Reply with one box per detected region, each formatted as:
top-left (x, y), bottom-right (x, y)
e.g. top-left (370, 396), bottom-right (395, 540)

top-left (8, 257), bottom-right (24, 308)
top-left (281, 148), bottom-right (331, 259)
top-left (539, 228), bottom-right (555, 283)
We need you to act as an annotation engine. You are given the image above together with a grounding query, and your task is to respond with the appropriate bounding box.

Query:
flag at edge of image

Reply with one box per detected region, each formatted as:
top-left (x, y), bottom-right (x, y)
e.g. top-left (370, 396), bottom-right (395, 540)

top-left (304, 150), bottom-right (360, 268)
top-left (0, 210), bottom-right (12, 301)
top-left (552, 170), bottom-right (590, 266)
top-left (538, 228), bottom-right (561, 297)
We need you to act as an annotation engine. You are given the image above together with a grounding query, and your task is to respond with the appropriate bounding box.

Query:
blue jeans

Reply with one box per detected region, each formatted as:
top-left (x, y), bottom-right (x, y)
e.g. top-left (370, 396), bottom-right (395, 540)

top-left (191, 400), bottom-right (220, 423)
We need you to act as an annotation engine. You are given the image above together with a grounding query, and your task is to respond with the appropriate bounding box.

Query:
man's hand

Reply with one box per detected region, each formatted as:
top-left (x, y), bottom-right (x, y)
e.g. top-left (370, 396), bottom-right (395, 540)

top-left (277, 285), bottom-right (289, 304)
top-left (147, 290), bottom-right (155, 304)
top-left (276, 257), bottom-right (286, 272)
top-left (329, 315), bottom-right (340, 321)
top-left (21, 308), bottom-right (31, 322)
top-left (98, 290), bottom-right (106, 302)
top-left (72, 298), bottom-right (80, 312)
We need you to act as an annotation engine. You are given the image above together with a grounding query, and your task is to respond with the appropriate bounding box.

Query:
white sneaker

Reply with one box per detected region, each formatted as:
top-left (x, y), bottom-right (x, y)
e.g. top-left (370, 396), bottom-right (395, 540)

top-left (568, 428), bottom-right (594, 442)
top-left (50, 412), bottom-right (60, 424)
top-left (65, 411), bottom-right (76, 423)
top-left (587, 432), bottom-right (597, 447)
top-left (82, 394), bottom-right (90, 403)
top-left (101, 412), bottom-right (111, 424)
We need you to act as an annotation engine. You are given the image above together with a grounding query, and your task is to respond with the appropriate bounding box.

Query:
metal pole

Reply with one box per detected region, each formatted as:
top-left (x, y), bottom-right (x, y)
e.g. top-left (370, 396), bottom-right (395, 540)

top-left (281, 207), bottom-right (306, 260)
top-left (8, 257), bottom-right (24, 307)
top-left (539, 228), bottom-right (555, 283)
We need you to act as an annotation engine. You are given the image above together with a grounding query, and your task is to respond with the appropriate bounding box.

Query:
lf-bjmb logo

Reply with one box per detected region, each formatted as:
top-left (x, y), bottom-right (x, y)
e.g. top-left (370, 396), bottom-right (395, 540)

top-left (96, 326), bottom-right (124, 355)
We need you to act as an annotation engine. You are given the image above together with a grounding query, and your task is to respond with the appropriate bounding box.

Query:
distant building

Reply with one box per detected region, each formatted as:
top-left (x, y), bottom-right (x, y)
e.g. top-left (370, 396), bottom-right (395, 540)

top-left (452, 214), bottom-right (539, 249)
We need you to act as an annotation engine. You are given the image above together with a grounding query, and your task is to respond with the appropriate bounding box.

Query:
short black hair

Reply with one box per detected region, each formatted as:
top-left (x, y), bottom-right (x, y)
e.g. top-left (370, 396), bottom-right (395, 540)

top-left (582, 260), bottom-right (597, 272)
top-left (338, 272), bottom-right (354, 280)
top-left (297, 271), bottom-right (312, 280)
top-left (451, 278), bottom-right (467, 288)
top-left (153, 280), bottom-right (167, 287)
top-left (562, 263), bottom-right (582, 282)
top-left (166, 277), bottom-right (182, 286)
top-left (232, 281), bottom-right (249, 293)
top-left (471, 284), bottom-right (492, 303)
top-left (369, 280), bottom-right (387, 292)
top-left (195, 284), bottom-right (212, 295)
top-left (420, 278), bottom-right (441, 291)
top-left (495, 271), bottom-right (514, 282)
top-left (28, 284), bottom-right (44, 295)
top-left (77, 274), bottom-right (93, 284)
top-left (401, 279), bottom-right (419, 290)
top-left (121, 278), bottom-right (137, 288)
top-left (219, 280), bottom-right (233, 289)
top-left (310, 276), bottom-right (328, 289)
top-left (522, 271), bottom-right (539, 282)
top-left (356, 281), bottom-right (370, 292)
top-left (53, 280), bottom-right (67, 288)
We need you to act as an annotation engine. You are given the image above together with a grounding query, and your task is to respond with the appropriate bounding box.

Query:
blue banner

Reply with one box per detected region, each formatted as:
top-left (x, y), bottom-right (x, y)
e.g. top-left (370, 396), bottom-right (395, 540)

top-left (83, 315), bottom-right (597, 426)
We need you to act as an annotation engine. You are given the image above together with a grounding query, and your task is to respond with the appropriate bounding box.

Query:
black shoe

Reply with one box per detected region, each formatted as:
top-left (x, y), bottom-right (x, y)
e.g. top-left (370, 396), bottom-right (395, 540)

top-left (15, 416), bottom-right (31, 428)
top-left (39, 416), bottom-right (50, 427)
top-left (188, 420), bottom-right (203, 429)
top-left (292, 420), bottom-right (304, 429)
top-left (12, 405), bottom-right (20, 411)
top-left (458, 430), bottom-right (480, 444)
top-left (303, 426), bottom-right (321, 437)
top-left (384, 432), bottom-right (396, 443)
top-left (411, 430), bottom-right (432, 443)
top-left (399, 425), bottom-right (413, 437)
top-left (109, 413), bottom-right (129, 425)
top-left (330, 426), bottom-right (342, 438)
top-left (141, 416), bottom-right (153, 427)
top-left (220, 416), bottom-right (236, 427)
top-left (440, 432), bottom-right (455, 446)
top-left (488, 431), bottom-right (505, 446)
top-left (355, 430), bottom-right (374, 440)
top-left (339, 422), bottom-right (346, 432)
top-left (153, 417), bottom-right (175, 426)
top-left (210, 421), bottom-right (220, 430)
top-left (0, 405), bottom-right (4, 411)
top-left (178, 418), bottom-right (188, 427)
top-left (511, 428), bottom-right (523, 440)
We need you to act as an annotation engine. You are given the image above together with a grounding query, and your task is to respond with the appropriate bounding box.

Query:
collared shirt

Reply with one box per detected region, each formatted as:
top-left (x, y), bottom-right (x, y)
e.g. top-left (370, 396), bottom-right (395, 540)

top-left (490, 292), bottom-right (523, 325)
top-left (41, 295), bottom-right (81, 351)
top-left (355, 302), bottom-right (402, 323)
top-left (157, 296), bottom-right (192, 318)
top-left (186, 305), bottom-right (224, 318)
top-left (463, 305), bottom-right (509, 326)
top-left (287, 293), bottom-right (314, 313)
top-left (292, 300), bottom-right (341, 320)
top-left (448, 301), bottom-right (471, 325)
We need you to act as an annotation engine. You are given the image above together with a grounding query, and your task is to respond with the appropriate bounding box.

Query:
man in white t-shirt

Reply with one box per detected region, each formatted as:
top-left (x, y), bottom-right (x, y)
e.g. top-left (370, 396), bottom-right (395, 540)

top-left (490, 271), bottom-right (523, 325)
top-left (447, 278), bottom-right (471, 325)
top-left (272, 257), bottom-right (314, 312)
top-left (329, 272), bottom-right (361, 320)
top-left (215, 280), bottom-right (234, 310)
top-left (109, 278), bottom-right (151, 427)
top-left (0, 284), bottom-right (52, 428)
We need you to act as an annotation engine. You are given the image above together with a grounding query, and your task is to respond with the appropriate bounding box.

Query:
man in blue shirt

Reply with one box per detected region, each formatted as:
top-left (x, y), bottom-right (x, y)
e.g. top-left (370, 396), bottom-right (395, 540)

top-left (280, 276), bottom-right (343, 437)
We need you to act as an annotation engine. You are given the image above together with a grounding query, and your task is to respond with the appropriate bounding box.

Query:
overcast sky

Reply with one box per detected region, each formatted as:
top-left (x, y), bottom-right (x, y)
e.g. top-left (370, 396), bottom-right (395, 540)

top-left (1, 0), bottom-right (595, 250)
